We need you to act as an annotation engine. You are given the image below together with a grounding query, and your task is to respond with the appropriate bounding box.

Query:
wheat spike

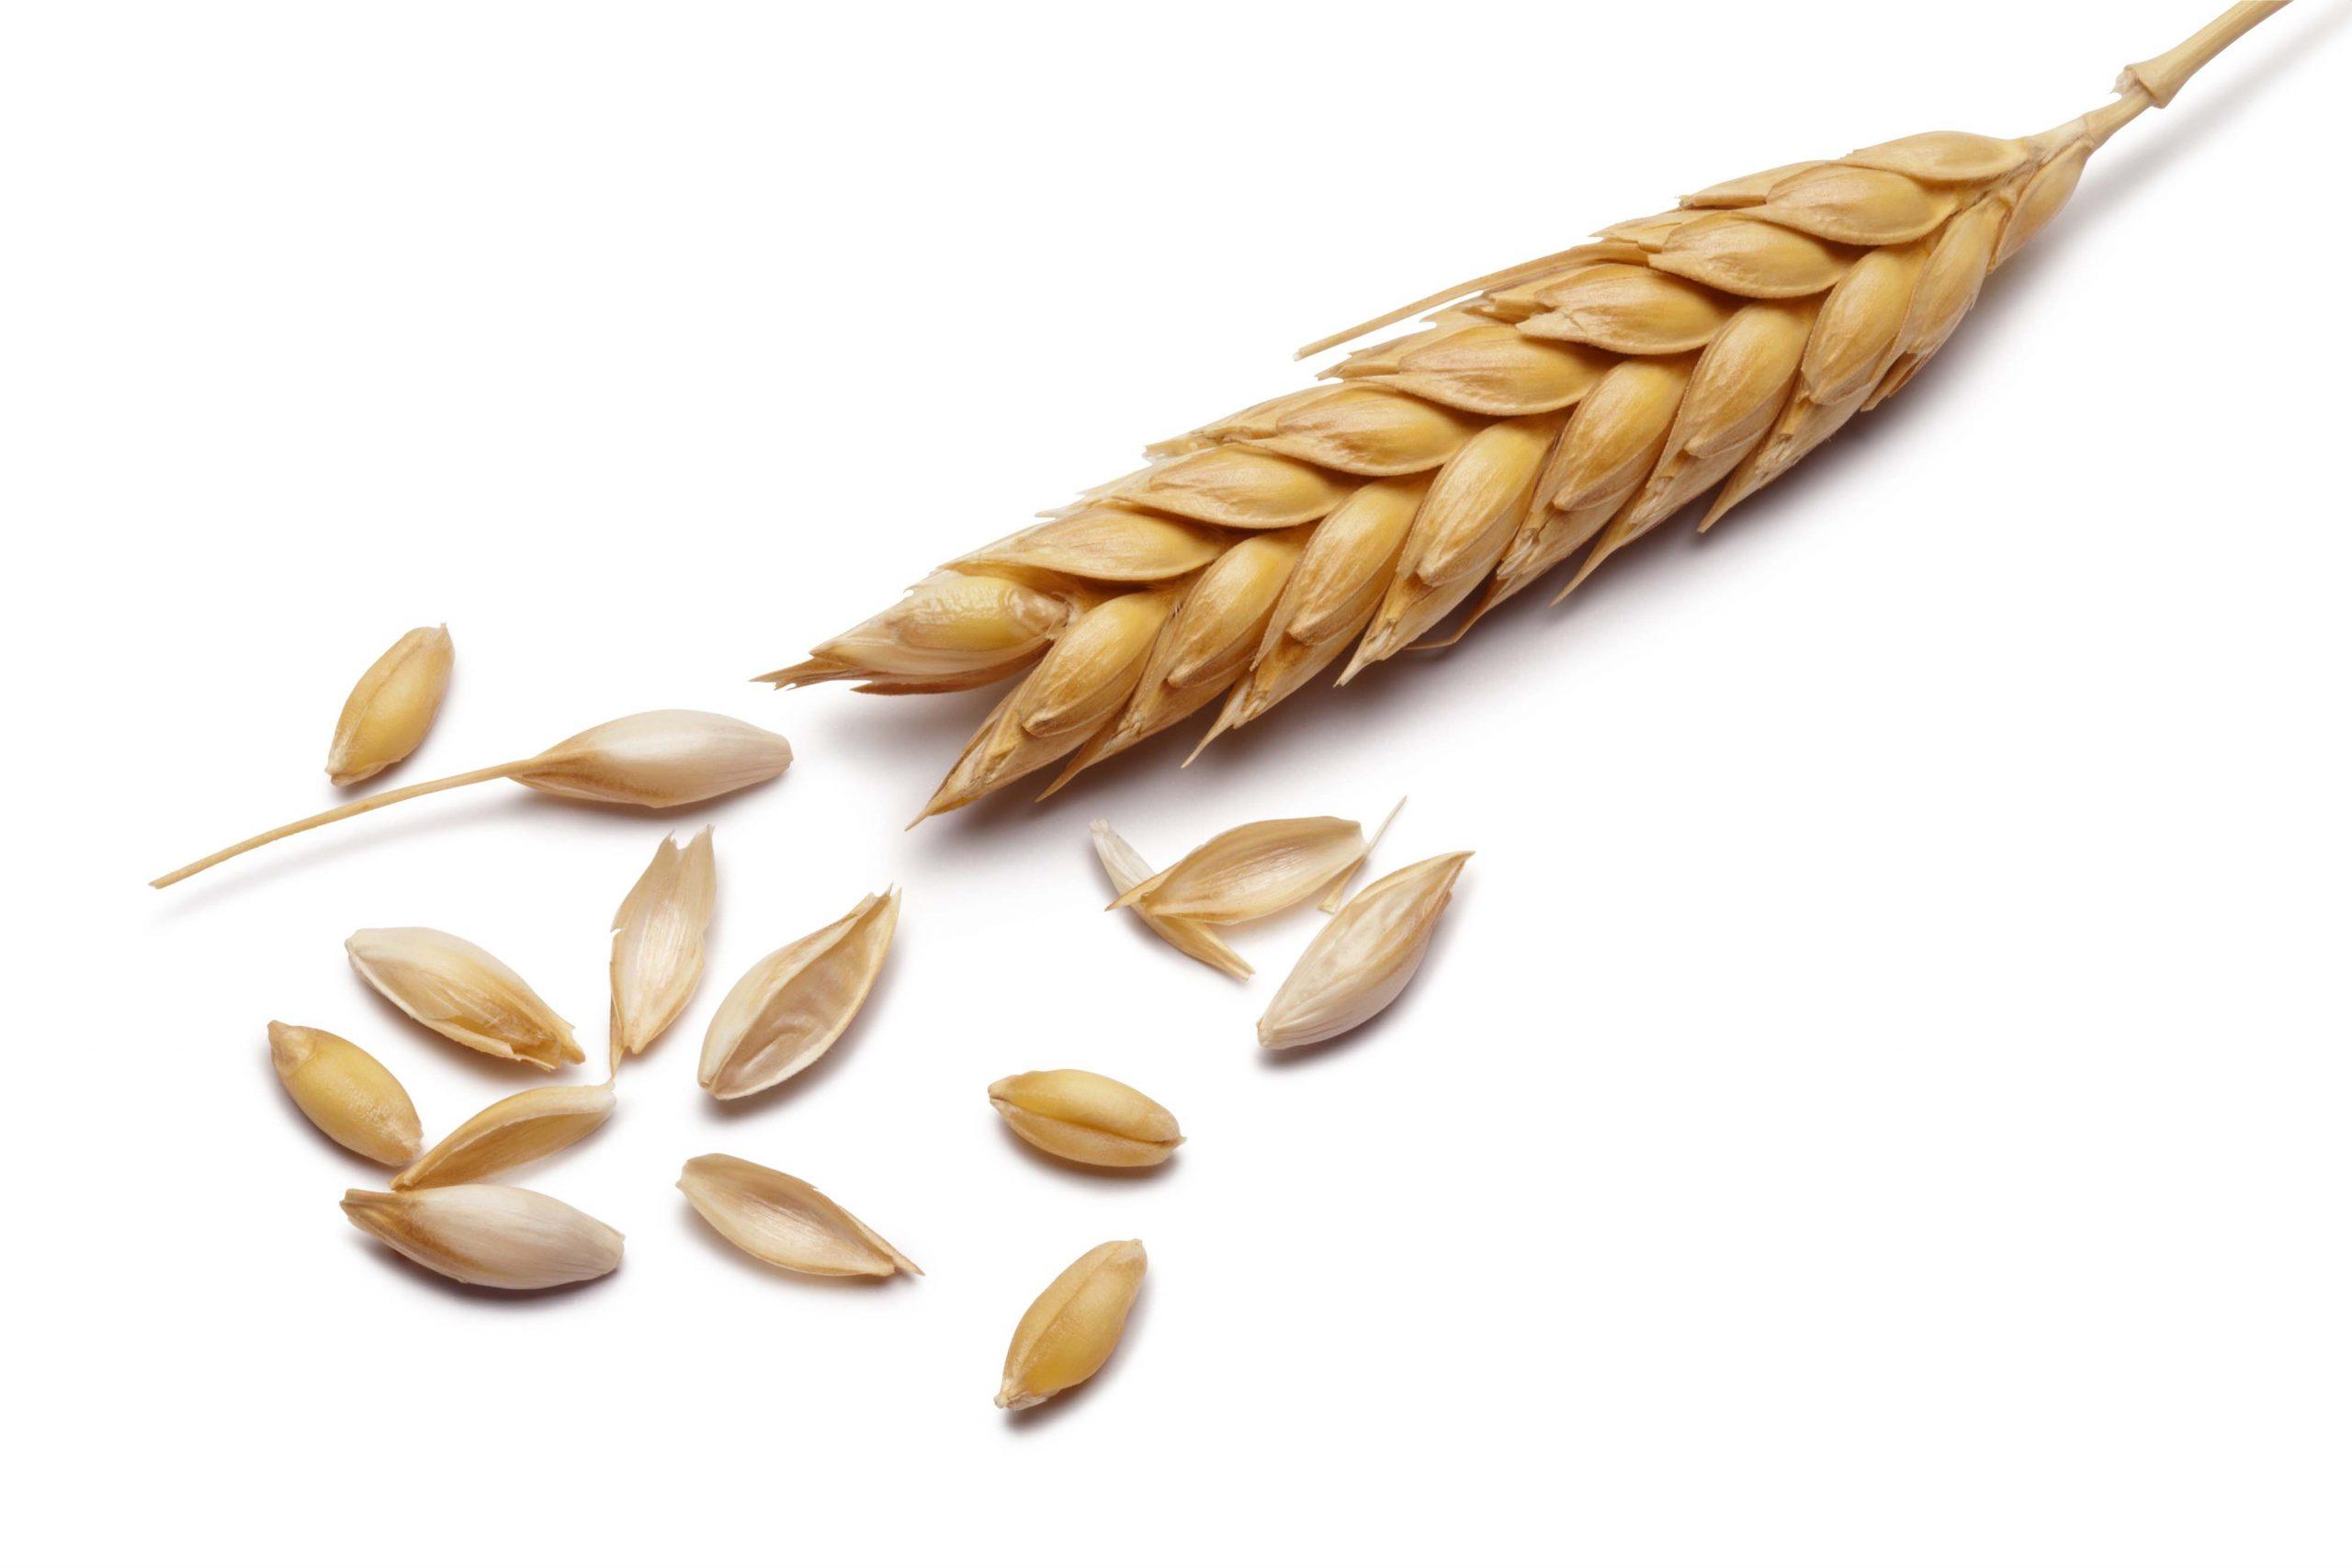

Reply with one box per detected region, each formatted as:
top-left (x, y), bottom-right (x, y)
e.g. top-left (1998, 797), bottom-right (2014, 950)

top-left (760, 6), bottom-right (2288, 820)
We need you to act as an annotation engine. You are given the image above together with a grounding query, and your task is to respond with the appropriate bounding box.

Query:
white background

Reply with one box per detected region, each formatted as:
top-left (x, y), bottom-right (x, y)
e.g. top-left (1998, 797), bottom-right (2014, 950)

top-left (5, 4), bottom-right (2346, 1564)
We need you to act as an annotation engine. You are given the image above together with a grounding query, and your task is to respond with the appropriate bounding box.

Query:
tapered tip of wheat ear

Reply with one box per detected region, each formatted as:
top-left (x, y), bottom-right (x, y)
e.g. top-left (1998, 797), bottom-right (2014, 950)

top-left (760, 3), bottom-right (2288, 820)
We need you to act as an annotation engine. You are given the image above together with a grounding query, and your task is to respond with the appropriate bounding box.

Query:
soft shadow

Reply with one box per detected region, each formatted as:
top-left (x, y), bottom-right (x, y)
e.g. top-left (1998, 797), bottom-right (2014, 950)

top-left (351, 1234), bottom-right (616, 1305)
top-left (1005, 1275), bottom-right (1152, 1432)
top-left (673, 1201), bottom-right (909, 1290)
top-left (993, 1119), bottom-right (1177, 1184)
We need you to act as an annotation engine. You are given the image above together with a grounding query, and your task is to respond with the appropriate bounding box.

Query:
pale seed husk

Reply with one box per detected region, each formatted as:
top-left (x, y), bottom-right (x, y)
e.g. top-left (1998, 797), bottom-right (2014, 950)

top-left (391, 1084), bottom-right (615, 1190)
top-left (1109, 815), bottom-right (1367, 924)
top-left (1091, 820), bottom-right (1250, 980)
top-left (345, 927), bottom-right (582, 1070)
top-left (341, 1185), bottom-right (623, 1290)
top-left (989, 1070), bottom-right (1183, 1168)
top-left (514, 710), bottom-right (794, 808)
top-left (698, 889), bottom-right (900, 1100)
top-left (1259, 851), bottom-right (1472, 1049)
top-left (676, 1153), bottom-right (920, 1278)
top-left (997, 1239), bottom-right (1148, 1410)
top-left (326, 625), bottom-right (453, 786)
top-left (608, 829), bottom-right (718, 1074)
top-left (267, 1021), bottom-right (423, 1167)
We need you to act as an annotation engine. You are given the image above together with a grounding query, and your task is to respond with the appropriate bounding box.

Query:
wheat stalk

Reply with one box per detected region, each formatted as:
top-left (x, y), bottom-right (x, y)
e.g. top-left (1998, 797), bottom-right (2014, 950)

top-left (760, 5), bottom-right (2288, 821)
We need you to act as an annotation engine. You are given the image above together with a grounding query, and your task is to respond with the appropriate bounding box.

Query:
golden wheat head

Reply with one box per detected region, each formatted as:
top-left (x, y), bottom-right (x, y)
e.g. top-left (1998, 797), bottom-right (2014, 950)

top-left (759, 4), bottom-right (2288, 822)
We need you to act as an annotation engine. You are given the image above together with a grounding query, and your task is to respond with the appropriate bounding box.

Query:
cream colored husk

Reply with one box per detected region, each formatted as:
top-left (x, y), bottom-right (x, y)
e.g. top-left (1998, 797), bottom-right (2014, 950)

top-left (1259, 852), bottom-right (1472, 1049)
top-left (391, 1084), bottom-right (616, 1190)
top-left (340, 1185), bottom-right (624, 1290)
top-left (698, 889), bottom-right (900, 1100)
top-left (608, 829), bottom-right (718, 1074)
top-left (676, 1154), bottom-right (921, 1278)
top-left (345, 927), bottom-right (583, 1069)
top-left (1091, 820), bottom-right (1251, 979)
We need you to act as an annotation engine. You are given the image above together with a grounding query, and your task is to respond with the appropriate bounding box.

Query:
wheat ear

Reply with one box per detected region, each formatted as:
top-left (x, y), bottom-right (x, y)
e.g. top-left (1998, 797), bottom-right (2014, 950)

top-left (759, 4), bottom-right (2289, 821)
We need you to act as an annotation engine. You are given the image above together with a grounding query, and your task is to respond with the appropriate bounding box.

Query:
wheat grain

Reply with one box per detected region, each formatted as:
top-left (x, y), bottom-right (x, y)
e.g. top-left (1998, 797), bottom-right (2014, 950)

top-left (341, 1186), bottom-right (623, 1290)
top-left (326, 625), bottom-right (452, 786)
top-left (267, 1021), bottom-right (424, 1166)
top-left (759, 6), bottom-right (2286, 817)
top-left (996, 1240), bottom-right (1148, 1410)
top-left (989, 1070), bottom-right (1183, 1168)
top-left (152, 710), bottom-right (790, 887)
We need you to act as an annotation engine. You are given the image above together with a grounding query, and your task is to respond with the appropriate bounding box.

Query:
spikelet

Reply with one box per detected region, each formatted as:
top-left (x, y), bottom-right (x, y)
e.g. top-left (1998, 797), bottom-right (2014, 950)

top-left (760, 6), bottom-right (2287, 818)
top-left (607, 829), bottom-right (718, 1075)
top-left (153, 710), bottom-right (791, 887)
top-left (326, 625), bottom-right (453, 785)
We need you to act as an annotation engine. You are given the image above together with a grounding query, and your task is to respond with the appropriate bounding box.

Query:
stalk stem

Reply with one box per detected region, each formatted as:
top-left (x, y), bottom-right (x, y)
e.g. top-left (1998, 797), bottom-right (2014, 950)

top-left (150, 761), bottom-right (530, 888)
top-left (2030, 1), bottom-right (2289, 152)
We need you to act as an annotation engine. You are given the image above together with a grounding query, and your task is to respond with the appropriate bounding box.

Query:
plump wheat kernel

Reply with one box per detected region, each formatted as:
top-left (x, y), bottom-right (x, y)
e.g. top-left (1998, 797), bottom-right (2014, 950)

top-left (267, 1021), bottom-right (423, 1167)
top-left (989, 1070), bottom-right (1183, 1168)
top-left (997, 1240), bottom-right (1148, 1410)
top-left (326, 625), bottom-right (453, 786)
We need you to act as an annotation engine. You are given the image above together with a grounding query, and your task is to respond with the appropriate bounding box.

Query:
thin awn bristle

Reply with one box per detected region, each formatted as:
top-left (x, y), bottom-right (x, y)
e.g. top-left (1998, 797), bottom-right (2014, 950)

top-left (757, 6), bottom-right (2288, 821)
